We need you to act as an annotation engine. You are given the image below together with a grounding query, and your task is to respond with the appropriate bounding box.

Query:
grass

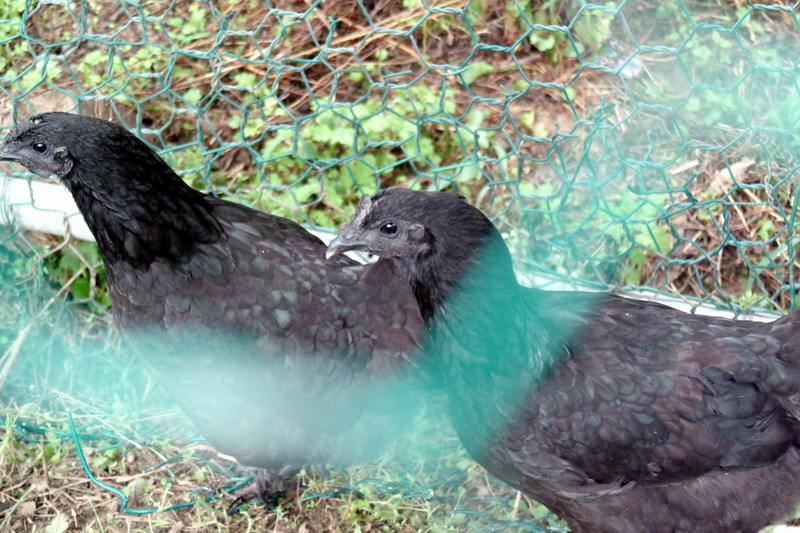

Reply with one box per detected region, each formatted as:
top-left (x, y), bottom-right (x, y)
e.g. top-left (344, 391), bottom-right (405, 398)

top-left (1, 374), bottom-right (563, 532)
top-left (1, 0), bottom-right (800, 531)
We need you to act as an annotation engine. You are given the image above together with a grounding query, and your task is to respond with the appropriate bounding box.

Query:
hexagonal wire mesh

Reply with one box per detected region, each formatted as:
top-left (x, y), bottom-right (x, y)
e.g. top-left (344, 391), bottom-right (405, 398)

top-left (1, 0), bottom-right (798, 531)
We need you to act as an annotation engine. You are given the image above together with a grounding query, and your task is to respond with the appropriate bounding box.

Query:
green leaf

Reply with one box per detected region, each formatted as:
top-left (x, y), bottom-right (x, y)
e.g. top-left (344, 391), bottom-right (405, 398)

top-left (234, 71), bottom-right (258, 87)
top-left (363, 114), bottom-right (392, 135)
top-left (520, 110), bottom-right (536, 133)
top-left (69, 278), bottom-right (91, 301)
top-left (710, 31), bottom-right (733, 49)
top-left (629, 247), bottom-right (647, 268)
top-left (455, 163), bottom-right (479, 183)
top-left (310, 209), bottom-right (335, 227)
top-left (83, 49), bottom-right (106, 67)
top-left (757, 219), bottom-right (775, 241)
top-left (622, 264), bottom-right (642, 285)
top-left (290, 181), bottom-right (321, 204)
top-left (349, 158), bottom-right (377, 191)
top-left (183, 88), bottom-right (202, 105)
top-left (462, 61), bottom-right (494, 86)
top-left (512, 80), bottom-right (529, 92)
top-left (529, 31), bottom-right (557, 51)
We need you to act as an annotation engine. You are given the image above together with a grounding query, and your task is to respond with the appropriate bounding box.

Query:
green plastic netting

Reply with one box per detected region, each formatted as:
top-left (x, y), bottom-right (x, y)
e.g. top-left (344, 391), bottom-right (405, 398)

top-left (1, 0), bottom-right (799, 531)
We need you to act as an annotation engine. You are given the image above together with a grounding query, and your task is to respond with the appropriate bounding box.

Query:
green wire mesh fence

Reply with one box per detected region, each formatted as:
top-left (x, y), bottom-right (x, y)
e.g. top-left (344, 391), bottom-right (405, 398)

top-left (0, 0), bottom-right (799, 530)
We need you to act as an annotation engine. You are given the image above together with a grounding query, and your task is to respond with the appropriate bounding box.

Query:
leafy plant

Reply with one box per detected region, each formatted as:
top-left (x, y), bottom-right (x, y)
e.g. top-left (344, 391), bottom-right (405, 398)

top-left (509, 0), bottom-right (615, 63)
top-left (0, 0), bottom-right (26, 72)
top-left (46, 241), bottom-right (111, 313)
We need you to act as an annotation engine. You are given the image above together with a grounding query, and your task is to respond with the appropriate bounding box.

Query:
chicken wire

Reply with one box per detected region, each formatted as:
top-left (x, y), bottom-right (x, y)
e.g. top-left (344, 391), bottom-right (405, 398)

top-left (0, 0), bottom-right (799, 530)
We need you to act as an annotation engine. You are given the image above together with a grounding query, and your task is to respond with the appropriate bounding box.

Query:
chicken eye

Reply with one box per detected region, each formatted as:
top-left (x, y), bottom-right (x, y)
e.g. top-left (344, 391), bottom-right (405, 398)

top-left (32, 143), bottom-right (47, 153)
top-left (379, 222), bottom-right (398, 236)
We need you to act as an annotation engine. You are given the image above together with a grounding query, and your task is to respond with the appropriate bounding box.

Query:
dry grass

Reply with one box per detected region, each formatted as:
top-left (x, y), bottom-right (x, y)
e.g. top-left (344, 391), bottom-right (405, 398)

top-left (0, 386), bottom-right (562, 532)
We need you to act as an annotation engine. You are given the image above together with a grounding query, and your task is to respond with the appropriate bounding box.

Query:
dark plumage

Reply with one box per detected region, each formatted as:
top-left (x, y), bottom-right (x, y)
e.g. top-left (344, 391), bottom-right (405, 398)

top-left (327, 188), bottom-right (800, 533)
top-left (0, 113), bottom-right (425, 489)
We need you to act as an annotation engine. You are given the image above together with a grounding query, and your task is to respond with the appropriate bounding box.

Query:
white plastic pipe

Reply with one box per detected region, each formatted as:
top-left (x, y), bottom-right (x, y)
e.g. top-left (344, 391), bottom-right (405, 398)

top-left (1, 174), bottom-right (94, 241)
top-left (0, 174), bottom-right (777, 322)
top-left (0, 172), bottom-right (363, 255)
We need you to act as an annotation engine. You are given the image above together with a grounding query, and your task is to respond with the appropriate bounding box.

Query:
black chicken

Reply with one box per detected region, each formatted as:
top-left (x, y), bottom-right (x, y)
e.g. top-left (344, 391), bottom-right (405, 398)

top-left (0, 113), bottom-right (426, 492)
top-left (327, 188), bottom-right (800, 533)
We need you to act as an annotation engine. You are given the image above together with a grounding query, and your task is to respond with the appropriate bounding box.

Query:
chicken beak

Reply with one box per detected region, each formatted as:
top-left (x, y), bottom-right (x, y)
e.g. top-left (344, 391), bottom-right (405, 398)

top-left (0, 142), bottom-right (20, 162)
top-left (326, 233), bottom-right (367, 260)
